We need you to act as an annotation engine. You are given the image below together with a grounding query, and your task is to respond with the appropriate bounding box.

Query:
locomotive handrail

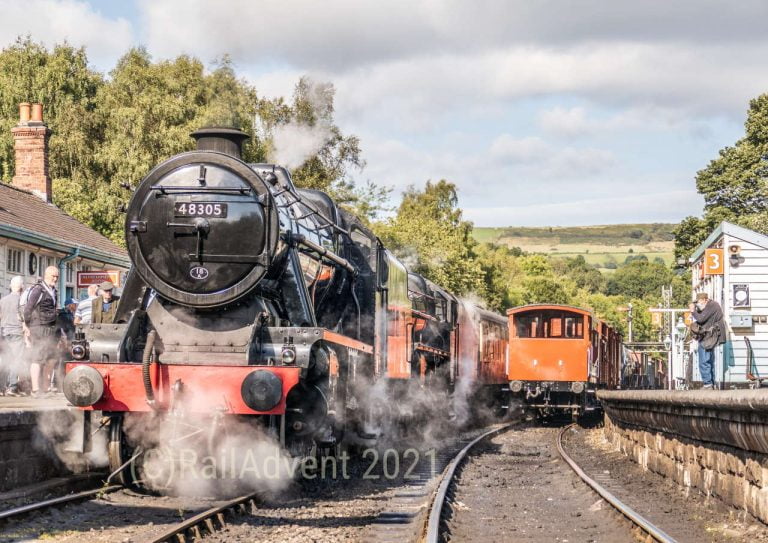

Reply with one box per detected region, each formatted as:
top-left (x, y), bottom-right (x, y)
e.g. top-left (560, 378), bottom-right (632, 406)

top-left (287, 232), bottom-right (357, 275)
top-left (274, 182), bottom-right (350, 236)
top-left (150, 185), bottom-right (252, 194)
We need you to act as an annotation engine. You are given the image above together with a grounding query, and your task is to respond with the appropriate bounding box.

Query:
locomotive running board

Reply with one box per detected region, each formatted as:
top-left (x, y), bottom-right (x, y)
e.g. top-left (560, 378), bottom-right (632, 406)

top-left (320, 329), bottom-right (374, 354)
top-left (413, 342), bottom-right (450, 358)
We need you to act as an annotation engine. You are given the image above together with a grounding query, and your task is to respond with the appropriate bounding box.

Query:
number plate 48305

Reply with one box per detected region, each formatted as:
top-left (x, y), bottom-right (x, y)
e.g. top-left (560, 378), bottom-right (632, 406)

top-left (174, 202), bottom-right (228, 218)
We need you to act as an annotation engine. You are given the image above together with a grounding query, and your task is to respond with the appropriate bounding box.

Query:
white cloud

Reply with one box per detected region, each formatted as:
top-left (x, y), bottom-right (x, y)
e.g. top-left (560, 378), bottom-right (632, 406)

top-left (489, 136), bottom-right (549, 163)
top-left (138, 2), bottom-right (768, 120)
top-left (538, 107), bottom-right (591, 138)
top-left (488, 134), bottom-right (616, 177)
top-left (137, 1), bottom-right (768, 72)
top-left (0, 0), bottom-right (750, 227)
top-left (464, 190), bottom-right (704, 227)
top-left (537, 105), bottom-right (698, 140)
top-left (0, 0), bottom-right (133, 69)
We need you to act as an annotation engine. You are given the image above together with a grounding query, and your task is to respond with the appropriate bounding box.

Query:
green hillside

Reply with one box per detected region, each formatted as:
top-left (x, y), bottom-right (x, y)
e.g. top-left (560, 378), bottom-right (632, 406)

top-left (473, 223), bottom-right (676, 271)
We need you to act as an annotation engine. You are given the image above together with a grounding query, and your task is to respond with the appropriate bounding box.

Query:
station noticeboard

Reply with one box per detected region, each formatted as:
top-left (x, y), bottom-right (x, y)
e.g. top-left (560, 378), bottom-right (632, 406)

top-left (77, 271), bottom-right (121, 288)
top-left (704, 248), bottom-right (724, 275)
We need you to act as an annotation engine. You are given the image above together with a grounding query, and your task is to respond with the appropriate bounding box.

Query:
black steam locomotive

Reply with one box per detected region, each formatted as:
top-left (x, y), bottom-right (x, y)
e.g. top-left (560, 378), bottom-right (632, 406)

top-left (64, 128), bottom-right (509, 485)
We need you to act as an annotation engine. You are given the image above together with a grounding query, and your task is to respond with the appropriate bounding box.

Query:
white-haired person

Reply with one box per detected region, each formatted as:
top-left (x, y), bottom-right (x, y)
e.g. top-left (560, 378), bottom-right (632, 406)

top-left (21, 266), bottom-right (61, 397)
top-left (74, 284), bottom-right (99, 325)
top-left (0, 276), bottom-right (25, 395)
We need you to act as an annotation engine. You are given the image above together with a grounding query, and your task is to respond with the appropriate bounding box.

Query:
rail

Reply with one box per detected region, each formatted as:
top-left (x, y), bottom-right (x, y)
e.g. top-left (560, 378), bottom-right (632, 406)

top-left (424, 423), bottom-right (515, 543)
top-left (149, 492), bottom-right (259, 543)
top-left (0, 485), bottom-right (121, 523)
top-left (556, 424), bottom-right (677, 543)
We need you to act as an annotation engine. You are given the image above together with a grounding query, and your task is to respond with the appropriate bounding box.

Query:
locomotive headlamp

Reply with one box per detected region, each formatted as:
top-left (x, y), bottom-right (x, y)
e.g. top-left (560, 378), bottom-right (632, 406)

top-left (281, 346), bottom-right (297, 365)
top-left (70, 330), bottom-right (88, 360)
top-left (63, 365), bottom-right (104, 407)
top-left (241, 370), bottom-right (283, 411)
top-left (571, 381), bottom-right (585, 394)
top-left (71, 344), bottom-right (87, 360)
top-left (510, 380), bottom-right (524, 393)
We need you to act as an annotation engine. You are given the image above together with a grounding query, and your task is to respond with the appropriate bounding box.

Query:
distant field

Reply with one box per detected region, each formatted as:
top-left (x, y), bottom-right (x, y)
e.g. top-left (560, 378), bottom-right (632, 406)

top-left (473, 223), bottom-right (676, 271)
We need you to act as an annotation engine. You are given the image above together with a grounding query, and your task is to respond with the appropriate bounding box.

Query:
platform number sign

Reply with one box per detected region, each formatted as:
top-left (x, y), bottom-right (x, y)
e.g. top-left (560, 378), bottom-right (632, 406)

top-left (704, 248), bottom-right (724, 275)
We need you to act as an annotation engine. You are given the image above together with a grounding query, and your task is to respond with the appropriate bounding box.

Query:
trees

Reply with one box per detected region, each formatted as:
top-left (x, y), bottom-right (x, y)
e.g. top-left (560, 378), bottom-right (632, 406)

top-left (675, 92), bottom-right (768, 258)
top-left (1, 40), bottom-right (387, 243)
top-left (0, 37), bottom-right (102, 184)
top-left (375, 180), bottom-right (487, 298)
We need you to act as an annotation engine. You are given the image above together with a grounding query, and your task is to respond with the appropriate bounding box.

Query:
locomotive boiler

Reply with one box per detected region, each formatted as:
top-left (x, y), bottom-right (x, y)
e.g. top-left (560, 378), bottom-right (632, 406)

top-left (63, 127), bottom-right (510, 485)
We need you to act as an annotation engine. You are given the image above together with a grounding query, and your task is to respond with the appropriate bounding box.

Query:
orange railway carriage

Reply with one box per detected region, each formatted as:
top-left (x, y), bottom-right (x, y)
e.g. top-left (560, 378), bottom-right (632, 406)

top-left (506, 304), bottom-right (621, 417)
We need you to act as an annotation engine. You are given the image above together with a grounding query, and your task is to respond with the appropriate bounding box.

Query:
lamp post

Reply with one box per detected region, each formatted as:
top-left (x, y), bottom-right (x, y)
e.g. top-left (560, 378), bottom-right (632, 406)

top-left (650, 308), bottom-right (690, 390)
top-left (674, 317), bottom-right (687, 388)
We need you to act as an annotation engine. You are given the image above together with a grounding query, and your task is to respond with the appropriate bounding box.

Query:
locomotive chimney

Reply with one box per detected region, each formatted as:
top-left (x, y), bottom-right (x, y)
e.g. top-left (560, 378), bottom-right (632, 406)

top-left (190, 127), bottom-right (250, 159)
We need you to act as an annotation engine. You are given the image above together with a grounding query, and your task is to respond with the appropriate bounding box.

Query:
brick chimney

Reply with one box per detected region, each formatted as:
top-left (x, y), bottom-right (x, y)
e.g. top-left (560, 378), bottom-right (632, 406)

top-left (12, 102), bottom-right (52, 202)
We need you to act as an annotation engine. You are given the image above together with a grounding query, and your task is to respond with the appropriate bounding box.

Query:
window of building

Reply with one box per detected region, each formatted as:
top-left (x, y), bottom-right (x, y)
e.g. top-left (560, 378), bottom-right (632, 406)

top-left (7, 248), bottom-right (22, 274)
top-left (66, 262), bottom-right (74, 283)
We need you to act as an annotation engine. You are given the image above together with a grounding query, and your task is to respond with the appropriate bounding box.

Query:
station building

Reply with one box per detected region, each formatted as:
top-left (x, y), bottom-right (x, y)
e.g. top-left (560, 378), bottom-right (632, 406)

top-left (0, 103), bottom-right (129, 306)
top-left (690, 221), bottom-right (768, 386)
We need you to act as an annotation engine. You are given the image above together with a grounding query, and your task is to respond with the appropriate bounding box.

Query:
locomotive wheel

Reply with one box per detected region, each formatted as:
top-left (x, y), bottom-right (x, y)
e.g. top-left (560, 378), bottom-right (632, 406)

top-left (108, 415), bottom-right (140, 487)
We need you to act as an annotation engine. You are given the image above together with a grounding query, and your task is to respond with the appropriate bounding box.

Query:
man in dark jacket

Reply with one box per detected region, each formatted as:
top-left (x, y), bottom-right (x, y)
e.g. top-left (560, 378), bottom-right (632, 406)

top-left (689, 292), bottom-right (727, 389)
top-left (22, 266), bottom-right (60, 397)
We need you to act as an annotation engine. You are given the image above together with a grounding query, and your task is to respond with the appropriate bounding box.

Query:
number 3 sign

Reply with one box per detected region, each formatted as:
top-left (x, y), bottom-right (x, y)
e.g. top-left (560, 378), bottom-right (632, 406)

top-left (704, 248), bottom-right (724, 275)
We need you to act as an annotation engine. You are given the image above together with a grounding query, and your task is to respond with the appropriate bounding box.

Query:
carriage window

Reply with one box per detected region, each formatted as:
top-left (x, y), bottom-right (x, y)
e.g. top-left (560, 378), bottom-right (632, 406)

top-left (516, 311), bottom-right (584, 339)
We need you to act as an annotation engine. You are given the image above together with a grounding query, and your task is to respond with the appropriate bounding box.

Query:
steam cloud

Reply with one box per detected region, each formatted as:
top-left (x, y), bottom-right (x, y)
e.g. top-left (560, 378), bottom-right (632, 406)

top-left (270, 122), bottom-right (331, 170)
top-left (35, 410), bottom-right (108, 472)
top-left (126, 414), bottom-right (293, 498)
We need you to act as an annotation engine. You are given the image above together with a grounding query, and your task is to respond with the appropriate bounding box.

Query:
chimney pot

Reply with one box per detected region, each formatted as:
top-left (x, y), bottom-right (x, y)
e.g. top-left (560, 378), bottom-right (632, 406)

top-left (30, 103), bottom-right (43, 123)
top-left (19, 103), bottom-right (31, 123)
top-left (11, 103), bottom-right (51, 202)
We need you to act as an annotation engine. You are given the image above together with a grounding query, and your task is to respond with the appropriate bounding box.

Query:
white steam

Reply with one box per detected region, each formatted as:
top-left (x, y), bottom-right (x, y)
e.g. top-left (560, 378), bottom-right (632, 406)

top-left (270, 122), bottom-right (331, 170)
top-left (35, 410), bottom-right (109, 472)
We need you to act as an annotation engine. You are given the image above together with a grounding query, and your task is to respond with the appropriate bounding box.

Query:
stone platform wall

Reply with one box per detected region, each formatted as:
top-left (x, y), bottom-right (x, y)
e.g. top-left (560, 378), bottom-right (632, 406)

top-left (0, 410), bottom-right (69, 491)
top-left (598, 390), bottom-right (768, 524)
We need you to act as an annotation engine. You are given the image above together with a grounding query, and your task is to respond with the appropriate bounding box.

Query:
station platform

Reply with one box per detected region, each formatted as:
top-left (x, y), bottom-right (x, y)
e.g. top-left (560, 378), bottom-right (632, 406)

top-left (0, 394), bottom-right (78, 491)
top-left (597, 389), bottom-right (768, 523)
top-left (0, 394), bottom-right (71, 413)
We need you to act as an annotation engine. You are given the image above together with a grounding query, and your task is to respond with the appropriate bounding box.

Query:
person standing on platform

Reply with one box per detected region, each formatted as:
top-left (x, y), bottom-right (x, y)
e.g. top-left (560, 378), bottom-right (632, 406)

top-left (689, 292), bottom-right (727, 389)
top-left (0, 276), bottom-right (25, 396)
top-left (21, 266), bottom-right (60, 397)
top-left (90, 281), bottom-right (120, 324)
top-left (74, 284), bottom-right (99, 325)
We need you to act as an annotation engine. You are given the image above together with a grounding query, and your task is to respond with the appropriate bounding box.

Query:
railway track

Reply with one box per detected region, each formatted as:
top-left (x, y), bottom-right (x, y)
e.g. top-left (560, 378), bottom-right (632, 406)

top-left (0, 484), bottom-right (121, 524)
top-left (0, 423), bottom-right (519, 542)
top-left (423, 423), bottom-right (515, 543)
top-left (148, 492), bottom-right (260, 542)
top-left (428, 422), bottom-right (680, 543)
top-left (556, 423), bottom-right (677, 543)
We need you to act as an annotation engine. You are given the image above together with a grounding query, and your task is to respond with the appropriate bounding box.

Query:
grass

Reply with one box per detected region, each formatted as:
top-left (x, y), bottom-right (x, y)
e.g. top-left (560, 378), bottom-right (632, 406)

top-left (473, 223), bottom-right (676, 271)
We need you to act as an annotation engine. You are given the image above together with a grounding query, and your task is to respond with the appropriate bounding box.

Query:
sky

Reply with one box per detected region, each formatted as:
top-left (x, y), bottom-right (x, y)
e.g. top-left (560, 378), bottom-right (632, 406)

top-left (2, 1), bottom-right (767, 227)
